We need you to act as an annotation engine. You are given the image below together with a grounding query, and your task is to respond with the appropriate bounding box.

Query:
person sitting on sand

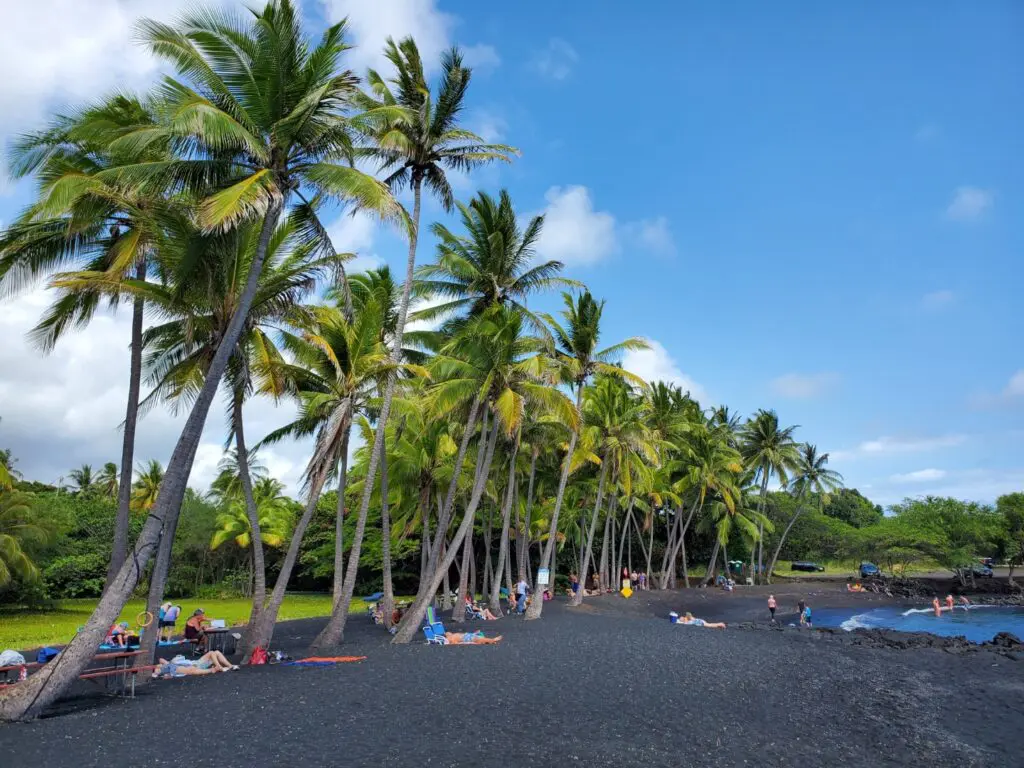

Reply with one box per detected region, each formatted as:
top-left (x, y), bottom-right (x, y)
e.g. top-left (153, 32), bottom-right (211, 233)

top-left (846, 583), bottom-right (863, 593)
top-left (932, 597), bottom-right (942, 617)
top-left (152, 650), bottom-right (237, 678)
top-left (444, 631), bottom-right (503, 645)
top-left (566, 573), bottom-right (581, 598)
top-left (464, 595), bottom-right (498, 620)
top-left (679, 612), bottom-right (726, 630)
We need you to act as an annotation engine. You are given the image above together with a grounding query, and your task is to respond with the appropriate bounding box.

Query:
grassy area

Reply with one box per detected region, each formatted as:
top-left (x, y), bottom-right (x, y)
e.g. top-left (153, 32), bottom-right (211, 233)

top-left (0, 594), bottom-right (361, 650)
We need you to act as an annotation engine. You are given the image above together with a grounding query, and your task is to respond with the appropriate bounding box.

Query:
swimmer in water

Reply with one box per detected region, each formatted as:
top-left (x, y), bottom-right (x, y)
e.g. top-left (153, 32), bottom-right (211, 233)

top-left (945, 594), bottom-right (955, 612)
top-left (932, 597), bottom-right (942, 617)
top-left (958, 596), bottom-right (971, 610)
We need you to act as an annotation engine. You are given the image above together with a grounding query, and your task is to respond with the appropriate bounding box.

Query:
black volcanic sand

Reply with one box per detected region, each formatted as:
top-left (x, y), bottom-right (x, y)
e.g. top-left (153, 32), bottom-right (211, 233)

top-left (2, 588), bottom-right (1023, 767)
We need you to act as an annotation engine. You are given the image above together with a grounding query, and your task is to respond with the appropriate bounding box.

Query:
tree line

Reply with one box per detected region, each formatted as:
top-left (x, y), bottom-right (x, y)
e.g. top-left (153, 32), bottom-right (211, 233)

top-left (0, 0), bottom-right (1020, 721)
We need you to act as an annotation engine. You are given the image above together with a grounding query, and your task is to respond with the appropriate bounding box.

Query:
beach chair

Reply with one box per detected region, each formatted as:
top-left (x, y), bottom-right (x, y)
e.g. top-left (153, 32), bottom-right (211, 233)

top-left (465, 603), bottom-right (482, 620)
top-left (422, 607), bottom-right (448, 644)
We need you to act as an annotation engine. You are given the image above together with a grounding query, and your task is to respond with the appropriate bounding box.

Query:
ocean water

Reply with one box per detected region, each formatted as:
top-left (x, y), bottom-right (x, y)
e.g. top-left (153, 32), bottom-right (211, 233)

top-left (811, 604), bottom-right (1024, 643)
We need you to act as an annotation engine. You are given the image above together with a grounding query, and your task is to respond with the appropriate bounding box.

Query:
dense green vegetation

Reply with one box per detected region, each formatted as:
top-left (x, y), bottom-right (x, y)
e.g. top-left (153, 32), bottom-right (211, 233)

top-left (0, 0), bottom-right (1018, 720)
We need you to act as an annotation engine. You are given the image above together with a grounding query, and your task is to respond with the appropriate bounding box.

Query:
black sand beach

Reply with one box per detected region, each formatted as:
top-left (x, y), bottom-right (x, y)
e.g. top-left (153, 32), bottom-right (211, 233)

top-left (2, 587), bottom-right (1022, 767)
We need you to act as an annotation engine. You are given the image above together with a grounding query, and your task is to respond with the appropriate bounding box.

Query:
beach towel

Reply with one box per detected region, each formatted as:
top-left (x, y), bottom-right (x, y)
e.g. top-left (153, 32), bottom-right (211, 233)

top-left (285, 656), bottom-right (367, 666)
top-left (0, 650), bottom-right (26, 667)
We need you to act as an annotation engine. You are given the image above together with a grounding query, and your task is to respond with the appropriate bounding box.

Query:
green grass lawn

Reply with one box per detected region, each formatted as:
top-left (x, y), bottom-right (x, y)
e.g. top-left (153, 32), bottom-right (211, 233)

top-left (0, 594), bottom-right (360, 650)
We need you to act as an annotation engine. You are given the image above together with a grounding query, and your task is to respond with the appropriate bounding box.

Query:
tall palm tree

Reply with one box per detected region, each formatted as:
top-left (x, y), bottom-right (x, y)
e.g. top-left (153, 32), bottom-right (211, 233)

top-left (766, 444), bottom-right (843, 582)
top-left (525, 292), bottom-right (647, 619)
top-left (67, 465), bottom-right (96, 495)
top-left (326, 38), bottom-right (516, 649)
top-left (740, 409), bottom-right (801, 584)
top-left (1, 94), bottom-right (175, 590)
top-left (95, 463), bottom-right (119, 501)
top-left (413, 189), bottom-right (577, 331)
top-left (0, 490), bottom-right (52, 588)
top-left (0, 3), bottom-right (405, 722)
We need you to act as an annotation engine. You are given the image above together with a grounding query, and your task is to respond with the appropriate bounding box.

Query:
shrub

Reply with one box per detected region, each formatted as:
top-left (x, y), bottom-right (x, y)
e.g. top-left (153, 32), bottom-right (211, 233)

top-left (43, 554), bottom-right (107, 598)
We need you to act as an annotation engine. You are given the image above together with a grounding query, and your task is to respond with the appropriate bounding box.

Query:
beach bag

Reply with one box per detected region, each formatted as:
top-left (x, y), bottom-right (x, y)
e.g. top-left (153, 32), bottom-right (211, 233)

top-left (35, 647), bottom-right (59, 664)
top-left (249, 646), bottom-right (268, 665)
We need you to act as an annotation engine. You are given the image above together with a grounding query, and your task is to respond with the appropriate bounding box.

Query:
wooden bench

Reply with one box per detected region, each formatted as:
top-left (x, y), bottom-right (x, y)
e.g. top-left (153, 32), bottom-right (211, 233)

top-left (2, 651), bottom-right (154, 698)
top-left (0, 661), bottom-right (42, 685)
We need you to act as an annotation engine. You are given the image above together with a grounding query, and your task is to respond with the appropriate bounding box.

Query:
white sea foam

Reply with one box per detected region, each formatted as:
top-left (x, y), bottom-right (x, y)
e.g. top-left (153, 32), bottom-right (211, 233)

top-left (840, 614), bottom-right (872, 631)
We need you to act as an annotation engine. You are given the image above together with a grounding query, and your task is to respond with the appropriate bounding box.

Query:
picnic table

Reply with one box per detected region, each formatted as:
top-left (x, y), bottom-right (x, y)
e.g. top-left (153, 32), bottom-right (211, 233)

top-left (0, 650), bottom-right (156, 698)
top-left (204, 627), bottom-right (237, 655)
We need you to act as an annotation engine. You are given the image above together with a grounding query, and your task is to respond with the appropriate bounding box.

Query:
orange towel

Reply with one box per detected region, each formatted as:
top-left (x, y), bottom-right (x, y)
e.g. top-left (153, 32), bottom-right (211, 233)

top-left (292, 656), bottom-right (366, 663)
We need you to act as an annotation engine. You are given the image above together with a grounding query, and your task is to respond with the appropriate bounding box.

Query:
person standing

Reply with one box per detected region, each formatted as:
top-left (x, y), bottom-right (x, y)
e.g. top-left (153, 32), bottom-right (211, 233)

top-left (767, 594), bottom-right (777, 623)
top-left (515, 574), bottom-right (529, 614)
top-left (802, 604), bottom-right (812, 627)
top-left (797, 598), bottom-right (806, 626)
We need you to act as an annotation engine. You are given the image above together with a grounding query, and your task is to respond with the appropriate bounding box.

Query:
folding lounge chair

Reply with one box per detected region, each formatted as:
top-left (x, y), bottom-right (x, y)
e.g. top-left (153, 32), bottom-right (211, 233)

top-left (422, 607), bottom-right (448, 644)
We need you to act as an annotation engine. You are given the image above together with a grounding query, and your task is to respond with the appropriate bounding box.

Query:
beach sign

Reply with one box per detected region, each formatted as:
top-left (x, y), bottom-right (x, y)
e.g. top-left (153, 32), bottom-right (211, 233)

top-left (537, 568), bottom-right (550, 585)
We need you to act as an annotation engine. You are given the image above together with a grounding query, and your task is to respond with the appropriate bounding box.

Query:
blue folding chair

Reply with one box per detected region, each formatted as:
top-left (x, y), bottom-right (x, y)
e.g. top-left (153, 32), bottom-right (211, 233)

top-left (422, 606), bottom-right (448, 644)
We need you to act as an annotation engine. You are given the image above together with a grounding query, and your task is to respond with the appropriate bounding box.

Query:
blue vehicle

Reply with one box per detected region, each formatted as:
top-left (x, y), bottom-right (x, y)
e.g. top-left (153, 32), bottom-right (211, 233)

top-left (859, 562), bottom-right (880, 578)
top-left (970, 563), bottom-right (993, 578)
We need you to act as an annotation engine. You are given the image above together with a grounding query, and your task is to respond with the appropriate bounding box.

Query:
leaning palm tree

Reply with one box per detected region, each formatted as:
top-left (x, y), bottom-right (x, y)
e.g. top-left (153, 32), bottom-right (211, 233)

top-left (525, 292), bottom-right (648, 619)
top-left (413, 189), bottom-right (577, 332)
top-left (766, 444), bottom-right (843, 582)
top-left (0, 2), bottom-right (401, 721)
top-left (318, 38), bottom-right (516, 650)
top-left (1, 94), bottom-right (175, 590)
top-left (740, 409), bottom-right (801, 584)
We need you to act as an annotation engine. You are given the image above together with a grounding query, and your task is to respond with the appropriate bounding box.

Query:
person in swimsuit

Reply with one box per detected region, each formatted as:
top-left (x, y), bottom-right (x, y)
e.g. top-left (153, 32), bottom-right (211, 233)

top-left (443, 632), bottom-right (503, 645)
top-left (767, 595), bottom-right (777, 622)
top-left (797, 599), bottom-right (806, 625)
top-left (945, 595), bottom-right (955, 612)
top-left (802, 606), bottom-right (812, 627)
top-left (680, 612), bottom-right (726, 629)
top-left (152, 651), bottom-right (236, 678)
top-left (932, 597), bottom-right (942, 617)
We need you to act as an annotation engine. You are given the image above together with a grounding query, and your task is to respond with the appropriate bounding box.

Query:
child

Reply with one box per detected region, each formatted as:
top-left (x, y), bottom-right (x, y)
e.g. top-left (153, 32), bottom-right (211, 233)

top-left (802, 605), bottom-right (812, 627)
top-left (767, 595), bottom-right (777, 622)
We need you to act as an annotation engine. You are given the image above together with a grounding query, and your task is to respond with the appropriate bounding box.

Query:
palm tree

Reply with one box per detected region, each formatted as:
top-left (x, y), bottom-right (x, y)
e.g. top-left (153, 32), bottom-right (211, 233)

top-left (0, 490), bottom-right (52, 588)
top-left (740, 409), bottom-right (801, 584)
top-left (211, 477), bottom-right (295, 596)
top-left (1, 95), bottom-right (174, 590)
top-left (413, 189), bottom-right (577, 331)
top-left (130, 460), bottom-right (164, 513)
top-left (525, 292), bottom-right (647, 619)
top-left (324, 38), bottom-right (516, 649)
top-left (95, 463), bottom-right (119, 500)
top-left (0, 2), bottom-right (404, 721)
top-left (67, 465), bottom-right (96, 495)
top-left (766, 444), bottom-right (843, 582)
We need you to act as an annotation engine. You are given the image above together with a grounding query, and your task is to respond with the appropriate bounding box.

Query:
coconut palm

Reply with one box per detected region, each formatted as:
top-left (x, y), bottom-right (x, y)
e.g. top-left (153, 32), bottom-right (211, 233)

top-left (322, 38), bottom-right (516, 649)
top-left (95, 463), bottom-right (119, 500)
top-left (766, 444), bottom-right (843, 582)
top-left (67, 465), bottom-right (96, 496)
top-left (0, 3), bottom-right (407, 721)
top-left (413, 189), bottom-right (578, 332)
top-left (740, 409), bottom-right (801, 583)
top-left (0, 490), bottom-right (52, 588)
top-left (525, 292), bottom-right (648, 619)
top-left (130, 460), bottom-right (164, 513)
top-left (1, 94), bottom-right (176, 590)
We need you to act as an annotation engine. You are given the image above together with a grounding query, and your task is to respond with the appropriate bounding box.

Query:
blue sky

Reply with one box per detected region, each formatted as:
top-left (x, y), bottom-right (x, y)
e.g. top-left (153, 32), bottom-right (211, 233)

top-left (0, 0), bottom-right (1020, 505)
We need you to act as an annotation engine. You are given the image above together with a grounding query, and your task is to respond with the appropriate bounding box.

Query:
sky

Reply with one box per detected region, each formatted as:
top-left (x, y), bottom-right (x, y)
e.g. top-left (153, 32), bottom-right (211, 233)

top-left (0, 0), bottom-right (1021, 507)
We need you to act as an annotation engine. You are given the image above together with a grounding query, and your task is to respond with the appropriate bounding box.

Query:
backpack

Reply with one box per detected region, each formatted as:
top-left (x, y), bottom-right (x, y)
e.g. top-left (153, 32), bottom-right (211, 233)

top-left (35, 647), bottom-right (59, 664)
top-left (249, 646), bottom-right (268, 665)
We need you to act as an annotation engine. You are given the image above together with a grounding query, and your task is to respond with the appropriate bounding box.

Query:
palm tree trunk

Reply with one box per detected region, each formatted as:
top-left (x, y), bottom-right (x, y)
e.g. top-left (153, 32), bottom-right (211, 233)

top-left (525, 385), bottom-right (584, 620)
top-left (1, 199), bottom-right (285, 721)
top-left (453, 521), bottom-right (474, 624)
top-left (233, 395), bottom-right (266, 625)
top-left (310, 178), bottom-right (424, 649)
top-left (755, 473), bottom-right (769, 584)
top-left (659, 506), bottom-right (683, 589)
top-left (704, 539), bottom-right (721, 584)
top-left (392, 406), bottom-right (500, 643)
top-left (599, 513), bottom-right (610, 591)
top-left (331, 421), bottom-right (352, 601)
top-left (489, 432), bottom-right (520, 614)
top-left (238, 467), bottom-right (330, 660)
top-left (135, 507), bottom-right (182, 673)
top-left (573, 460), bottom-right (609, 606)
top-left (105, 259), bottom-right (145, 592)
top-left (419, 484), bottom-right (431, 584)
top-left (521, 449), bottom-right (537, 583)
top-left (661, 499), bottom-right (701, 589)
top-left (767, 496), bottom-right (807, 585)
top-left (482, 502), bottom-right (493, 600)
top-left (380, 433), bottom-right (395, 629)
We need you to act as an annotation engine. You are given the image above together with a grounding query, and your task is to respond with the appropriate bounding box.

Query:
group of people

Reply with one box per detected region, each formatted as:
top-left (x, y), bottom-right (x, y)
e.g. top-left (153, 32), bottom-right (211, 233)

top-left (764, 595), bottom-right (812, 627)
top-left (932, 594), bottom-right (971, 617)
top-left (152, 650), bottom-right (238, 678)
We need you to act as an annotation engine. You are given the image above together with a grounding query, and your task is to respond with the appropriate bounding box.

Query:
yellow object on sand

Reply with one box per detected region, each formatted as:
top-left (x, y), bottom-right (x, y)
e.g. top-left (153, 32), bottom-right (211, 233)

top-left (620, 586), bottom-right (633, 598)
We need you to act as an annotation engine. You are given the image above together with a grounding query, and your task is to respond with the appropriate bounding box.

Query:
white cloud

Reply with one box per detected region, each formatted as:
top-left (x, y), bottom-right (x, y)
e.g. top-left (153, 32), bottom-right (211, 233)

top-left (0, 0), bottom-right (229, 136)
top-left (535, 186), bottom-right (618, 267)
top-left (890, 468), bottom-right (947, 483)
top-left (622, 340), bottom-right (708, 404)
top-left (920, 289), bottom-right (955, 311)
top-left (625, 217), bottom-right (676, 257)
top-left (406, 293), bottom-right (454, 333)
top-left (320, 0), bottom-right (498, 76)
top-left (1004, 370), bottom-right (1024, 398)
top-left (770, 372), bottom-right (839, 399)
top-left (470, 109), bottom-right (508, 143)
top-left (831, 434), bottom-right (967, 462)
top-left (531, 38), bottom-right (578, 81)
top-left (969, 370), bottom-right (1024, 409)
top-left (0, 287), bottom-right (313, 497)
top-left (326, 210), bottom-right (385, 273)
top-left (946, 186), bottom-right (993, 221)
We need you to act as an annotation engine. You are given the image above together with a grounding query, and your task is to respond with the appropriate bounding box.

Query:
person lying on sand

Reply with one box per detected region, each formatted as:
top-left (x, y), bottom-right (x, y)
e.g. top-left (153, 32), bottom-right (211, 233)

top-left (679, 612), bottom-right (726, 629)
top-left (846, 583), bottom-right (863, 592)
top-left (444, 631), bottom-right (503, 645)
top-left (152, 651), bottom-right (237, 678)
